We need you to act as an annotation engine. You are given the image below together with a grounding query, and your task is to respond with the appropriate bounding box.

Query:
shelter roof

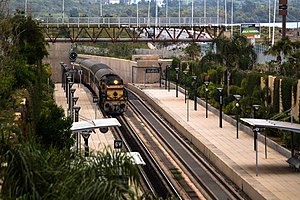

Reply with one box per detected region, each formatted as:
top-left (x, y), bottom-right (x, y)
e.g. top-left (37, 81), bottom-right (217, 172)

top-left (240, 118), bottom-right (300, 133)
top-left (71, 118), bottom-right (121, 132)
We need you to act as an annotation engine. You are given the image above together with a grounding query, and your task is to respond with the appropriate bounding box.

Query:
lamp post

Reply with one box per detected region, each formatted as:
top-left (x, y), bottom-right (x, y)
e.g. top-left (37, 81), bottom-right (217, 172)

top-left (81, 131), bottom-right (91, 157)
top-left (204, 81), bottom-right (209, 118)
top-left (183, 70), bottom-right (188, 103)
top-left (69, 88), bottom-right (76, 115)
top-left (217, 88), bottom-right (223, 128)
top-left (71, 96), bottom-right (79, 116)
top-left (165, 65), bottom-right (169, 90)
top-left (167, 66), bottom-right (170, 92)
top-left (73, 106), bottom-right (81, 154)
top-left (234, 94), bottom-right (241, 139)
top-left (252, 104), bottom-right (260, 119)
top-left (252, 104), bottom-right (260, 151)
top-left (192, 76), bottom-right (197, 111)
top-left (158, 62), bottom-right (163, 88)
top-left (175, 67), bottom-right (179, 97)
top-left (60, 62), bottom-right (64, 88)
top-left (66, 75), bottom-right (71, 98)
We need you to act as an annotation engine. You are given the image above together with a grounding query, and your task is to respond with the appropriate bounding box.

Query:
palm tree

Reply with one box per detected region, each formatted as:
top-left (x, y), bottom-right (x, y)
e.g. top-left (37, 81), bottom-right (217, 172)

top-left (0, 145), bottom-right (141, 199)
top-left (203, 35), bottom-right (257, 95)
top-left (184, 42), bottom-right (201, 61)
top-left (264, 37), bottom-right (300, 77)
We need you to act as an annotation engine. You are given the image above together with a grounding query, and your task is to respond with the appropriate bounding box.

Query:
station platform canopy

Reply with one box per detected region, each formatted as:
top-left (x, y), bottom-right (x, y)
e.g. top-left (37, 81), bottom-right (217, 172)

top-left (240, 118), bottom-right (300, 176)
top-left (240, 118), bottom-right (300, 133)
top-left (71, 118), bottom-right (121, 132)
top-left (124, 152), bottom-right (146, 165)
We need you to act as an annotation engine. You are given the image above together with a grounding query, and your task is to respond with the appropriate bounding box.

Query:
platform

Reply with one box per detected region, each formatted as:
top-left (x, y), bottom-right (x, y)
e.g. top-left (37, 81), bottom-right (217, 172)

top-left (129, 84), bottom-right (300, 200)
top-left (54, 83), bottom-right (115, 153)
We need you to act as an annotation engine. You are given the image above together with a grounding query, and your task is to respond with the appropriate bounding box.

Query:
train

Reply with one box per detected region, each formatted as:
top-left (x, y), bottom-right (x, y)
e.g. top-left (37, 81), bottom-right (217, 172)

top-left (74, 57), bottom-right (127, 115)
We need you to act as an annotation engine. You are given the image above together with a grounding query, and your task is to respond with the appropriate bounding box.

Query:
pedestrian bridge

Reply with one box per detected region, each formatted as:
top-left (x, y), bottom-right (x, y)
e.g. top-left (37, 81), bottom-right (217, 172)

top-left (38, 17), bottom-right (226, 43)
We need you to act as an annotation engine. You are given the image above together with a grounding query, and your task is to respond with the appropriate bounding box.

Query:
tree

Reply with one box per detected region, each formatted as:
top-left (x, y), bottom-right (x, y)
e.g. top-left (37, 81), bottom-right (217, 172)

top-left (36, 101), bottom-right (73, 150)
top-left (184, 42), bottom-right (201, 61)
top-left (264, 38), bottom-right (300, 76)
top-left (1, 145), bottom-right (141, 199)
top-left (214, 35), bottom-right (257, 70)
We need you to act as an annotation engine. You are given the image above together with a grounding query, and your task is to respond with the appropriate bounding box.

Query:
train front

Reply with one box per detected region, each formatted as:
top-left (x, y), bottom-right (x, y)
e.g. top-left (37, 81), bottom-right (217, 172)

top-left (102, 75), bottom-right (127, 115)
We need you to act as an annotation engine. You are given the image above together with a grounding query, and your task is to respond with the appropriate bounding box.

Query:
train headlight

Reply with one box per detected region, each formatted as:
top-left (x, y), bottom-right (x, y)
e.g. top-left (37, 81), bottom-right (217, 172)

top-left (113, 80), bottom-right (118, 85)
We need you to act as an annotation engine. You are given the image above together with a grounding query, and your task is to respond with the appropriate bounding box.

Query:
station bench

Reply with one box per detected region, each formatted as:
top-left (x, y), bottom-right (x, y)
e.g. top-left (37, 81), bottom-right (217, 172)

top-left (287, 157), bottom-right (300, 171)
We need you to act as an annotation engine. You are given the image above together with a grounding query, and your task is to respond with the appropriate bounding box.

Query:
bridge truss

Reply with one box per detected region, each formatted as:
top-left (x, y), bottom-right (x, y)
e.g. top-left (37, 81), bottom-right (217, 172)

top-left (39, 17), bottom-right (226, 43)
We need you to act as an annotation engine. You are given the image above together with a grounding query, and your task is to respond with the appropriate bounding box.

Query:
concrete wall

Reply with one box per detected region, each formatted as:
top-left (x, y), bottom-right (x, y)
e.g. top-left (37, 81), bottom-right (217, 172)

top-left (43, 43), bottom-right (73, 83)
top-left (45, 44), bottom-right (172, 85)
top-left (79, 54), bottom-right (135, 84)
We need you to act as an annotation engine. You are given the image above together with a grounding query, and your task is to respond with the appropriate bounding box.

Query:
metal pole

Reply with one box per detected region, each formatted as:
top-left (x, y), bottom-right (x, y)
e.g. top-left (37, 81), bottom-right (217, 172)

top-left (272, 0), bottom-right (276, 46)
top-left (191, 0), bottom-right (194, 27)
top-left (158, 62), bottom-right (163, 88)
top-left (268, 0), bottom-right (271, 41)
top-left (179, 0), bottom-right (181, 25)
top-left (231, 0), bottom-right (234, 35)
top-left (184, 76), bottom-right (186, 103)
top-left (205, 90), bottom-right (208, 118)
top-left (253, 128), bottom-right (258, 176)
top-left (62, 0), bottom-right (65, 21)
top-left (136, 1), bottom-right (139, 27)
top-left (217, 0), bottom-right (220, 25)
top-left (218, 88), bottom-right (223, 128)
top-left (219, 98), bottom-right (222, 128)
top-left (236, 105), bottom-right (239, 138)
top-left (168, 67), bottom-right (170, 92)
top-left (82, 133), bottom-right (90, 157)
top-left (187, 91), bottom-right (189, 121)
top-left (194, 82), bottom-right (197, 111)
top-left (165, 66), bottom-right (168, 90)
top-left (84, 137), bottom-right (89, 157)
top-left (225, 0), bottom-right (227, 26)
top-left (175, 68), bottom-right (179, 97)
top-left (192, 77), bottom-right (197, 111)
top-left (74, 106), bottom-right (80, 154)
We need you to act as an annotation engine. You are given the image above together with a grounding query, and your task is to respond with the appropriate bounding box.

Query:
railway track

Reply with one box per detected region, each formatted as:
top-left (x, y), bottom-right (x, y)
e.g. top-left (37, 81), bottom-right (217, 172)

top-left (122, 89), bottom-right (249, 200)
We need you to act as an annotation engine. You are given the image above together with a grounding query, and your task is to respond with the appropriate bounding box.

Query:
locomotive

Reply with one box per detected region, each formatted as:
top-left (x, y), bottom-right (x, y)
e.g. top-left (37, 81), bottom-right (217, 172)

top-left (74, 57), bottom-right (127, 115)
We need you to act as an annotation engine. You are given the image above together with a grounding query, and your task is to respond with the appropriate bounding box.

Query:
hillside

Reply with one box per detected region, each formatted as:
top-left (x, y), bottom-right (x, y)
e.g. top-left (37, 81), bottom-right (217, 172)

top-left (7, 0), bottom-right (300, 24)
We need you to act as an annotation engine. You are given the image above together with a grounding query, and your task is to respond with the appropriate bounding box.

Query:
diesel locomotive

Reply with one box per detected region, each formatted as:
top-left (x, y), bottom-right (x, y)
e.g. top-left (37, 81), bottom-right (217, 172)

top-left (74, 58), bottom-right (127, 115)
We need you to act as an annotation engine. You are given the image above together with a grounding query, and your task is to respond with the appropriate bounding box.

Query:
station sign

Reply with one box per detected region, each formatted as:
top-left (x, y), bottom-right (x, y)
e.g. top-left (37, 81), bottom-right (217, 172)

top-left (241, 24), bottom-right (260, 39)
top-left (114, 140), bottom-right (123, 149)
top-left (145, 68), bottom-right (160, 73)
top-left (279, 4), bottom-right (288, 10)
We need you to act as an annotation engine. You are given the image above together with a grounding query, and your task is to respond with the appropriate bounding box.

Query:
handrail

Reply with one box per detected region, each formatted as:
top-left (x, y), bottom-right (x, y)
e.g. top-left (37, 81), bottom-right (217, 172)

top-left (37, 16), bottom-right (222, 27)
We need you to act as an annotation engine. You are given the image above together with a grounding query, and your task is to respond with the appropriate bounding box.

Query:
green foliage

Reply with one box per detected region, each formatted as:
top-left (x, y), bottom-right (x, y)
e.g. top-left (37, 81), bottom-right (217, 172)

top-left (273, 78), bottom-right (280, 113)
top-left (212, 35), bottom-right (257, 70)
top-left (184, 42), bottom-right (201, 60)
top-left (0, 144), bottom-right (140, 200)
top-left (11, 11), bottom-right (48, 65)
top-left (36, 100), bottom-right (73, 150)
top-left (231, 69), bottom-right (246, 87)
top-left (281, 77), bottom-right (295, 112)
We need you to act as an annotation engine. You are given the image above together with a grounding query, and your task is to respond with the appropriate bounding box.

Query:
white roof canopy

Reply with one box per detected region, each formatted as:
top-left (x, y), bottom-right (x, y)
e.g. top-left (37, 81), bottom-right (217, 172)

top-left (240, 118), bottom-right (300, 133)
top-left (124, 152), bottom-right (146, 165)
top-left (71, 118), bottom-right (121, 132)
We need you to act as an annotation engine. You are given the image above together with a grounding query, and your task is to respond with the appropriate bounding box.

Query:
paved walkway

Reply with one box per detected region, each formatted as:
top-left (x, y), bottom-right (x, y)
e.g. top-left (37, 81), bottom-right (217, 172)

top-left (54, 83), bottom-right (115, 153)
top-left (139, 86), bottom-right (300, 200)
